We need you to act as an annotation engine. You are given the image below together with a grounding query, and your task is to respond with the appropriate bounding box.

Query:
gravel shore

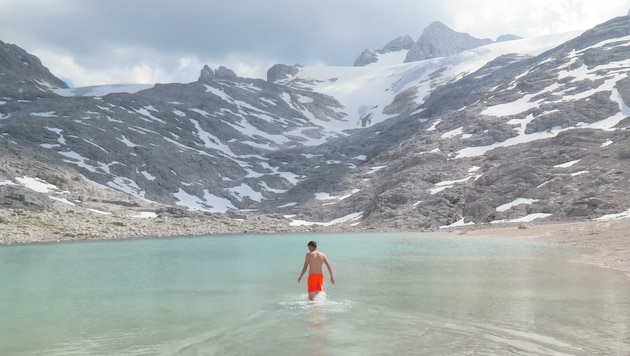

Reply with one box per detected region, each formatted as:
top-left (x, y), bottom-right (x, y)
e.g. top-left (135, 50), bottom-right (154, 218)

top-left (0, 207), bottom-right (357, 244)
top-left (447, 218), bottom-right (630, 278)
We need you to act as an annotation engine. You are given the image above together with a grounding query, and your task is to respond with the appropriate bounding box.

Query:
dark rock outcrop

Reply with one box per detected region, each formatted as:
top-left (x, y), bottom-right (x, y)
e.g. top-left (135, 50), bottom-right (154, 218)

top-left (267, 64), bottom-right (300, 83)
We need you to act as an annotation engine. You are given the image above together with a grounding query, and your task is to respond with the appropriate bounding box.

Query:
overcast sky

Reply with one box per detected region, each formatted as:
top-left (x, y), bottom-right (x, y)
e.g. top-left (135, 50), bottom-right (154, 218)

top-left (1, 0), bottom-right (629, 87)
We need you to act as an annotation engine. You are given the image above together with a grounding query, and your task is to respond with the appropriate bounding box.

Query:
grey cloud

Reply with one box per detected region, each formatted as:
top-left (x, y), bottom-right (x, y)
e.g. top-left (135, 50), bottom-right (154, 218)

top-left (2, 0), bottom-right (444, 67)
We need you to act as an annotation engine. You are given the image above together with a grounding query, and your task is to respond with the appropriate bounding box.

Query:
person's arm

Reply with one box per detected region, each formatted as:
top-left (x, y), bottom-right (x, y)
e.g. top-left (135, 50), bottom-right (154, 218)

top-left (324, 256), bottom-right (334, 284)
top-left (298, 253), bottom-right (309, 282)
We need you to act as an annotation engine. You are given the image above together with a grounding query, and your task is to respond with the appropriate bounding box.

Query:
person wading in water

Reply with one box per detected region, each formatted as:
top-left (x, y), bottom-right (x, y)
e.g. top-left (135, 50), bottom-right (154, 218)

top-left (297, 240), bottom-right (335, 300)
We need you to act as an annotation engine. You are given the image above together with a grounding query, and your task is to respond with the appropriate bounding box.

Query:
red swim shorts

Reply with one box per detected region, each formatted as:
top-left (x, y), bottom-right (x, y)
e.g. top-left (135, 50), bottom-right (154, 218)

top-left (307, 273), bottom-right (324, 292)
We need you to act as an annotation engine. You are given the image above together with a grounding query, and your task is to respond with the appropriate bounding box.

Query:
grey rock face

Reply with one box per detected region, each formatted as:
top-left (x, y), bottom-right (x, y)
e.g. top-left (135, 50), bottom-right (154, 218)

top-left (383, 35), bottom-right (415, 52)
top-left (198, 65), bottom-right (238, 83)
top-left (353, 49), bottom-right (379, 66)
top-left (0, 40), bottom-right (68, 90)
top-left (266, 64), bottom-right (300, 83)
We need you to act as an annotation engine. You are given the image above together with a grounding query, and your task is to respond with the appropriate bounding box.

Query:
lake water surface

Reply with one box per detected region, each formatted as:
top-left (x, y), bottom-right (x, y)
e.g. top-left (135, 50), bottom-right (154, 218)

top-left (1, 232), bottom-right (629, 355)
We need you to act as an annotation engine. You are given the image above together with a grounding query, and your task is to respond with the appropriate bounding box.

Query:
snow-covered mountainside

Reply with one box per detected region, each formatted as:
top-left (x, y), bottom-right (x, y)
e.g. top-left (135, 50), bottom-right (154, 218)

top-left (273, 30), bottom-right (581, 134)
top-left (1, 17), bottom-right (630, 229)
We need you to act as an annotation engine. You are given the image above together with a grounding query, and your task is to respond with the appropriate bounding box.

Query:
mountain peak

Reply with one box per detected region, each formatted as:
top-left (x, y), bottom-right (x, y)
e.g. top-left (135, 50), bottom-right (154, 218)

top-left (353, 22), bottom-right (494, 67)
top-left (0, 39), bottom-right (68, 91)
top-left (382, 35), bottom-right (415, 52)
top-left (266, 63), bottom-right (300, 83)
top-left (197, 65), bottom-right (238, 83)
top-left (424, 21), bottom-right (451, 33)
top-left (353, 49), bottom-right (378, 66)
top-left (353, 34), bottom-right (414, 66)
top-left (404, 21), bottom-right (493, 62)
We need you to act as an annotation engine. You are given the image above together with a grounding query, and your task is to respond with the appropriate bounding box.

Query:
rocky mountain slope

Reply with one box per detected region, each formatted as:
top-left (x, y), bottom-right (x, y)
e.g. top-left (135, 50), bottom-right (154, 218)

top-left (1, 17), bottom-right (630, 234)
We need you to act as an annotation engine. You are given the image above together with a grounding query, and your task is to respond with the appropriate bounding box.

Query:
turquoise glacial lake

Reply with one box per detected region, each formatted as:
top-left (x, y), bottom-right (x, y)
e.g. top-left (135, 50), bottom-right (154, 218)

top-left (0, 232), bottom-right (629, 355)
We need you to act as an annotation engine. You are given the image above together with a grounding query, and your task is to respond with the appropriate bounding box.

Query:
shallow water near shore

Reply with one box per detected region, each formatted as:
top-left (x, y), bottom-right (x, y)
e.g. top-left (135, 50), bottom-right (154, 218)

top-left (1, 232), bottom-right (629, 355)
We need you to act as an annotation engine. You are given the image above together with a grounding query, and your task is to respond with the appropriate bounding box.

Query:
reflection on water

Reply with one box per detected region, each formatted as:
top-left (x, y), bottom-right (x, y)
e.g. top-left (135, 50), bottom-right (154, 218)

top-left (0, 233), bottom-right (629, 355)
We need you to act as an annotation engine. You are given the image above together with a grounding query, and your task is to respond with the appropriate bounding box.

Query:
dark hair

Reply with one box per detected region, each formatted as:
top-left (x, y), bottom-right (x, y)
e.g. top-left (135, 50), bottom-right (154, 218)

top-left (307, 240), bottom-right (317, 248)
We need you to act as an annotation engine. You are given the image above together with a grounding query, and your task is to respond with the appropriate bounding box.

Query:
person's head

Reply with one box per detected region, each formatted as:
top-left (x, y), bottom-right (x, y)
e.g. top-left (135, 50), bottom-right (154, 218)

top-left (307, 240), bottom-right (317, 251)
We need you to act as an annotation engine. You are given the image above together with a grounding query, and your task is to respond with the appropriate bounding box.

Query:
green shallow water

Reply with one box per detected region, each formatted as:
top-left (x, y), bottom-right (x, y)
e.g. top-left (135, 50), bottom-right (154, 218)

top-left (0, 232), bottom-right (629, 355)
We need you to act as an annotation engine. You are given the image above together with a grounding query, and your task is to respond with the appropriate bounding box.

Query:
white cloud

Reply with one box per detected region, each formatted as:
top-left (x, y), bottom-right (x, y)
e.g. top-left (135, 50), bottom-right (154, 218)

top-left (444, 0), bottom-right (630, 39)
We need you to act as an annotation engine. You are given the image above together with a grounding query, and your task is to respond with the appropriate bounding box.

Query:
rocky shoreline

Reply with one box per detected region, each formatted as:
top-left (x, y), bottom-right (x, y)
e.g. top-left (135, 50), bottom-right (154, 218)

top-left (0, 208), bottom-right (365, 245)
top-left (1, 206), bottom-right (628, 279)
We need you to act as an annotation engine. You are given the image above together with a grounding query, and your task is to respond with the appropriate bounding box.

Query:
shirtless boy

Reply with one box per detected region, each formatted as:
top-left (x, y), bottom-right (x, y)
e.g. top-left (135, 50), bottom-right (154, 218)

top-left (297, 240), bottom-right (335, 300)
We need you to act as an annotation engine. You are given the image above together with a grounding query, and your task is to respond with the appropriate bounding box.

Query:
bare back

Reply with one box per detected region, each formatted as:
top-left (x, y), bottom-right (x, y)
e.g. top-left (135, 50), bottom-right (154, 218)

top-left (305, 250), bottom-right (328, 274)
